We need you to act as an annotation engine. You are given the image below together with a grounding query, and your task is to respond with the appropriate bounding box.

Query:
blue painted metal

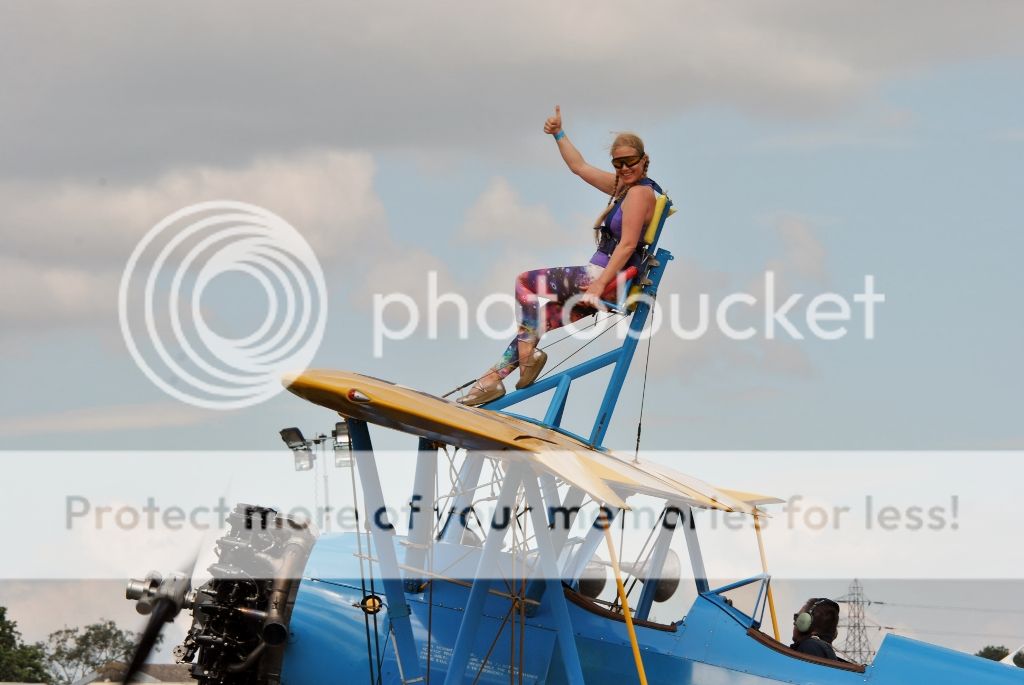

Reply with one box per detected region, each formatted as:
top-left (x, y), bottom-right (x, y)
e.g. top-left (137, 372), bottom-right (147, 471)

top-left (589, 250), bottom-right (672, 447)
top-left (704, 574), bottom-right (769, 630)
top-left (347, 419), bottom-right (424, 683)
top-left (679, 505), bottom-right (710, 594)
top-left (283, 534), bottom-right (558, 684)
top-left (539, 473), bottom-right (561, 526)
top-left (524, 485), bottom-right (586, 617)
top-left (404, 437), bottom-right (436, 592)
top-left (485, 347), bottom-right (624, 411)
top-left (483, 245), bottom-right (674, 449)
top-left (283, 532), bottom-right (1024, 684)
top-left (442, 466), bottom-right (524, 685)
top-left (439, 451), bottom-right (484, 543)
top-left (521, 471), bottom-right (586, 685)
top-left (543, 374), bottom-right (572, 427)
top-left (481, 187), bottom-right (675, 448)
top-left (867, 634), bottom-right (1024, 684)
top-left (635, 507), bottom-right (677, 620)
top-left (565, 506), bottom-right (620, 585)
top-left (274, 193), bottom-right (1019, 684)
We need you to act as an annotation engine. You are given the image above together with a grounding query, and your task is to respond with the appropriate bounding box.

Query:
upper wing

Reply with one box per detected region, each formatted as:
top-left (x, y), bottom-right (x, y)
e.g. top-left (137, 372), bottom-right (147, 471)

top-left (283, 369), bottom-right (781, 514)
top-left (283, 369), bottom-right (628, 508)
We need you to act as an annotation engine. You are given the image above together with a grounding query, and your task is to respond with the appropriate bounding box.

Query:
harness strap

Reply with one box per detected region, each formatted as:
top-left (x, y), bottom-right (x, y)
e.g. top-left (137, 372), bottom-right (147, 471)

top-left (597, 178), bottom-right (662, 259)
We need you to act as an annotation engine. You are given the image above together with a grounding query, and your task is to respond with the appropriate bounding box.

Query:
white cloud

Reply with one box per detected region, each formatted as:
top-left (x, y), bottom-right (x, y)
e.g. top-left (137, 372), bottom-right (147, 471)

top-left (0, 150), bottom-right (385, 266)
top-left (773, 215), bottom-right (828, 285)
top-left (644, 216), bottom-right (830, 385)
top-left (460, 177), bottom-right (574, 247)
top-left (3, 2), bottom-right (1023, 178)
top-left (996, 129), bottom-right (1024, 143)
top-left (0, 402), bottom-right (217, 438)
top-left (0, 150), bottom-right (386, 334)
top-left (0, 257), bottom-right (118, 325)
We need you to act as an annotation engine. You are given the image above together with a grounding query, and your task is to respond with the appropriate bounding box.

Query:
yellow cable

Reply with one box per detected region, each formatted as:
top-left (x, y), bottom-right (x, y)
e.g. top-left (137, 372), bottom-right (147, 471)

top-left (602, 516), bottom-right (649, 685)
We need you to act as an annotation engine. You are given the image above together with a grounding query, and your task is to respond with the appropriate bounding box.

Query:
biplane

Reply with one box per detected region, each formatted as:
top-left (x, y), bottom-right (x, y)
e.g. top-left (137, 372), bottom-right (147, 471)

top-left (124, 191), bottom-right (1022, 684)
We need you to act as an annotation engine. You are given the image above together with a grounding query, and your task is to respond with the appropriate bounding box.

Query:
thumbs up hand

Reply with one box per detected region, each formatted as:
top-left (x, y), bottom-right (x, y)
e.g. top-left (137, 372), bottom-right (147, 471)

top-left (543, 105), bottom-right (563, 135)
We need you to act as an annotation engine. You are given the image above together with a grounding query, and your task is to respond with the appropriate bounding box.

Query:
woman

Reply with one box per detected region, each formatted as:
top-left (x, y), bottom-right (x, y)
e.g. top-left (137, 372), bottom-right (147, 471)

top-left (458, 106), bottom-right (661, 406)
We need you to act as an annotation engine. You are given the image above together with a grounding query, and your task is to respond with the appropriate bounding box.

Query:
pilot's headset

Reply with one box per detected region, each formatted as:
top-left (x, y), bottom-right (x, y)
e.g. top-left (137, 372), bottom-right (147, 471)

top-left (795, 598), bottom-right (840, 640)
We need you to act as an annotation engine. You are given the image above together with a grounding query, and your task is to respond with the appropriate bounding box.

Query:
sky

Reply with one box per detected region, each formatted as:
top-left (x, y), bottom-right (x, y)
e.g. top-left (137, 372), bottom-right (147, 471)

top-left (0, 0), bottom-right (1022, 666)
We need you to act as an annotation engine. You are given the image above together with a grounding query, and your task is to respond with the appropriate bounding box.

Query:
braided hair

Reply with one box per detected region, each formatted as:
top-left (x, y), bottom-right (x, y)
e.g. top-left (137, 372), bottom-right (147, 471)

top-left (592, 132), bottom-right (649, 243)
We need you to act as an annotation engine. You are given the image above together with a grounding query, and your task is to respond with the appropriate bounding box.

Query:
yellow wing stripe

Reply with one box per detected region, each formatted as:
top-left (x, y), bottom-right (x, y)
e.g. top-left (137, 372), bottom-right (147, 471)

top-left (283, 370), bottom-right (778, 514)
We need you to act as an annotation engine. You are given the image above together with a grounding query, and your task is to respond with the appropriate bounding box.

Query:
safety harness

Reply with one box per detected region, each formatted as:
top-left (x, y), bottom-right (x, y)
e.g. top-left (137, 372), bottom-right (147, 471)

top-left (596, 177), bottom-right (665, 262)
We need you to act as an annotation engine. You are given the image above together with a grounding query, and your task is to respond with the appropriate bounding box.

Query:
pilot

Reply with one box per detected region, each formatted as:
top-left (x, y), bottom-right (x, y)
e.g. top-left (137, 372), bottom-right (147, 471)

top-left (791, 598), bottom-right (841, 660)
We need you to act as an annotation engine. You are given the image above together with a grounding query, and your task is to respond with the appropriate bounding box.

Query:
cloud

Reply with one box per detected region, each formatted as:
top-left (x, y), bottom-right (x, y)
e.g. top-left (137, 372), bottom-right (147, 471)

top-left (0, 149), bottom-right (384, 267)
top-left (772, 214), bottom-right (828, 285)
top-left (2, 2), bottom-right (1023, 179)
top-left (0, 149), bottom-right (386, 334)
top-left (0, 257), bottom-right (118, 326)
top-left (0, 402), bottom-right (217, 438)
top-left (758, 105), bottom-right (919, 151)
top-left (460, 177), bottom-right (574, 247)
top-left (644, 216), bottom-right (830, 385)
top-left (995, 129), bottom-right (1024, 143)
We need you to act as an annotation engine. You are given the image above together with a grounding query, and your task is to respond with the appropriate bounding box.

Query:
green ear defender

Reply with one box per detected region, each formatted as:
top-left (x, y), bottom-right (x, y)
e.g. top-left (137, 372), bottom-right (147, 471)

top-left (796, 598), bottom-right (832, 634)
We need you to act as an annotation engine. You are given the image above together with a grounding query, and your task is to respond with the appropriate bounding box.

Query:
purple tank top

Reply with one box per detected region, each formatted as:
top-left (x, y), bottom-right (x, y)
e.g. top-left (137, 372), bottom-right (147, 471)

top-left (589, 179), bottom-right (658, 268)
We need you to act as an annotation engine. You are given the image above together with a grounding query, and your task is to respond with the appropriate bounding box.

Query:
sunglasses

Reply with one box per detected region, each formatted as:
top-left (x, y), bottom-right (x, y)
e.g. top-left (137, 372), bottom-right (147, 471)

top-left (611, 154), bottom-right (644, 170)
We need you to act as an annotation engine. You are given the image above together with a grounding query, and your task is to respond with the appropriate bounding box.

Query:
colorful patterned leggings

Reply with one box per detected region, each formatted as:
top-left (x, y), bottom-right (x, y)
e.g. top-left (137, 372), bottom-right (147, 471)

top-left (492, 264), bottom-right (603, 378)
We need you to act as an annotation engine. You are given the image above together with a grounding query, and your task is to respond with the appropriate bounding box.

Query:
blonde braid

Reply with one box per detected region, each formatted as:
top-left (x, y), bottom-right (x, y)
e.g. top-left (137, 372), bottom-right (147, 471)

top-left (593, 174), bottom-right (628, 243)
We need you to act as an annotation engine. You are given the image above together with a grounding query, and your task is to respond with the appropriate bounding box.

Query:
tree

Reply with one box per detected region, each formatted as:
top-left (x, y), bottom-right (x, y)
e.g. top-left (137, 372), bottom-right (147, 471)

top-left (1014, 650), bottom-right (1024, 669)
top-left (43, 619), bottom-right (162, 685)
top-left (0, 606), bottom-right (48, 683)
top-left (975, 644), bottom-right (1010, 661)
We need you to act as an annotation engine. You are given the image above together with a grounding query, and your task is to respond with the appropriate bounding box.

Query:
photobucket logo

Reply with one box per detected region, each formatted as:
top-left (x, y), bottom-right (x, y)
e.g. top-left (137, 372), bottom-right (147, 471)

top-left (372, 271), bottom-right (885, 356)
top-left (118, 201), bottom-right (327, 409)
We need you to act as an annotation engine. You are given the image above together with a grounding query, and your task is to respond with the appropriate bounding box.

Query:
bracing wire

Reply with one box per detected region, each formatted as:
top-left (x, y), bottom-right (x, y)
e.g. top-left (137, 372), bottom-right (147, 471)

top-left (536, 312), bottom-right (628, 382)
top-left (442, 311), bottom-right (622, 398)
top-left (349, 459), bottom-right (376, 685)
top-left (634, 292), bottom-right (657, 462)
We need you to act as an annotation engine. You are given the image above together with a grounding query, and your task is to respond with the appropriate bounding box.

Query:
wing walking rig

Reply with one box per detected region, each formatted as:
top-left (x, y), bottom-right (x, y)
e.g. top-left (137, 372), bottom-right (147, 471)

top-left (123, 191), bottom-right (1021, 685)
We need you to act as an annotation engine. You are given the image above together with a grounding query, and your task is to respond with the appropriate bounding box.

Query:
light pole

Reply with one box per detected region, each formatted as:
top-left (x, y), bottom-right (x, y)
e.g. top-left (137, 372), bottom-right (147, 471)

top-left (279, 420), bottom-right (355, 533)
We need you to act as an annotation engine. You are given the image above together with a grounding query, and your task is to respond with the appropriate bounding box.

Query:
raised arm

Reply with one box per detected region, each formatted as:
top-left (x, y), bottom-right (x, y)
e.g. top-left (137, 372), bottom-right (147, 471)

top-left (544, 106), bottom-right (617, 195)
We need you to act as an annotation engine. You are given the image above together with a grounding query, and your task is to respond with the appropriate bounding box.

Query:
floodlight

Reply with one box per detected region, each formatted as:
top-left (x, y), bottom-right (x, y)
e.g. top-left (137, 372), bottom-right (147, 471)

top-left (279, 427), bottom-right (306, 450)
top-left (333, 421), bottom-right (353, 467)
top-left (293, 448), bottom-right (315, 472)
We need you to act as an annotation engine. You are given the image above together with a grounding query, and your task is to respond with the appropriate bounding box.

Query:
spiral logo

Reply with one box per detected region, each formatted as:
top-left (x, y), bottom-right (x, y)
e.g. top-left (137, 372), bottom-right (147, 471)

top-left (119, 201), bottom-right (327, 409)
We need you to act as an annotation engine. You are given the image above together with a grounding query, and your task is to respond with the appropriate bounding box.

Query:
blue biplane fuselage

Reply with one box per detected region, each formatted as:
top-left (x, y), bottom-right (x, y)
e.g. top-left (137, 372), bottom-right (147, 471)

top-left (280, 532), bottom-right (1021, 685)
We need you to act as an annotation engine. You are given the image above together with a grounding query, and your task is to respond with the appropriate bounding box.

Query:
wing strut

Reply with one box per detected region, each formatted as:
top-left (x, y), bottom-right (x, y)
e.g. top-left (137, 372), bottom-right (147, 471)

top-left (754, 509), bottom-right (782, 641)
top-left (600, 510), bottom-right (649, 685)
top-left (349, 419), bottom-right (425, 684)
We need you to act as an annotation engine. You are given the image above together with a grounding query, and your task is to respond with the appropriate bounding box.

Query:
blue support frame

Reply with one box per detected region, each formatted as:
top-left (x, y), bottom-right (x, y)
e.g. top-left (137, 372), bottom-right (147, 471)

top-left (703, 574), bottom-right (770, 630)
top-left (347, 419), bottom-right (424, 684)
top-left (521, 472), bottom-right (587, 685)
top-left (439, 451), bottom-right (484, 543)
top-left (565, 506), bottom-right (621, 584)
top-left (441, 465), bottom-right (525, 685)
top-left (403, 437), bottom-right (437, 592)
top-left (524, 485), bottom-right (586, 616)
top-left (680, 504), bottom-right (710, 594)
top-left (484, 248), bottom-right (674, 449)
top-left (635, 506), bottom-right (679, 620)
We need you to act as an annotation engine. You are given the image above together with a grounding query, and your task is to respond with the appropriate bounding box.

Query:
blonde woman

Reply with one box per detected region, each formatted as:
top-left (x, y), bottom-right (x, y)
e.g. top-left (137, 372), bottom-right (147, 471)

top-left (458, 106), bottom-right (661, 406)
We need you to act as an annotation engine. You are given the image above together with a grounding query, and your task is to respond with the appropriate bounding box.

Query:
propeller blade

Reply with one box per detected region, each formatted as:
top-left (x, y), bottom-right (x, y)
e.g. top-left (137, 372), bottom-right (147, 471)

top-left (122, 597), bottom-right (174, 684)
